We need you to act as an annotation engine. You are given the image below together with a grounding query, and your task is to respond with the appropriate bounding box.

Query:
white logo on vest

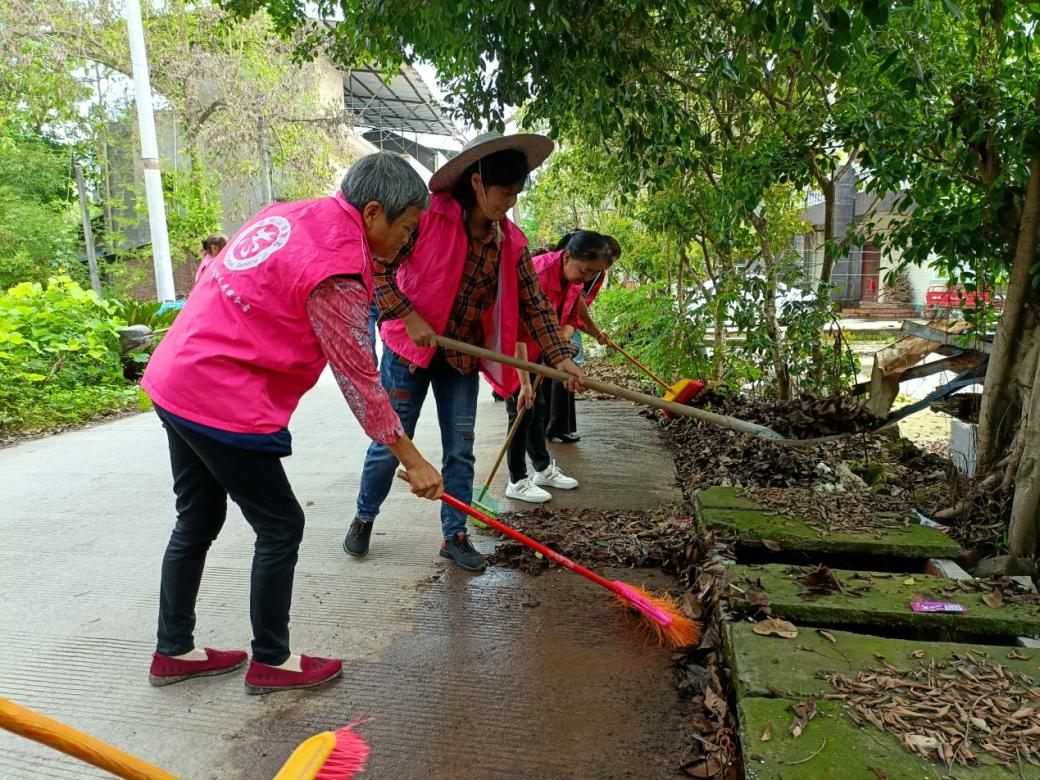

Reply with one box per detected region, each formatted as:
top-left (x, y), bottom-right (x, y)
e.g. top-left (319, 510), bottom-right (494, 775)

top-left (224, 216), bottom-right (291, 271)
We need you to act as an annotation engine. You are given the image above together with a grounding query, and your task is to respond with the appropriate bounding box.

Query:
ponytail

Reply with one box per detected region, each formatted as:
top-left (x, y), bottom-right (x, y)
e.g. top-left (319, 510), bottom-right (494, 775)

top-left (556, 230), bottom-right (611, 263)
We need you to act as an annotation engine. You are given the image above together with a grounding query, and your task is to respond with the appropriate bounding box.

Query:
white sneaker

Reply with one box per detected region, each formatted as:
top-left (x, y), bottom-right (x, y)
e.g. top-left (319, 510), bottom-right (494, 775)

top-left (533, 460), bottom-right (579, 490)
top-left (506, 477), bottom-right (552, 503)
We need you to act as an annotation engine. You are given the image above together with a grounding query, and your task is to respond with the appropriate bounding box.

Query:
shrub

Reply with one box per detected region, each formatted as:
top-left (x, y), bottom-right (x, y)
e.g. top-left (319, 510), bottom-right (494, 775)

top-left (0, 276), bottom-right (139, 434)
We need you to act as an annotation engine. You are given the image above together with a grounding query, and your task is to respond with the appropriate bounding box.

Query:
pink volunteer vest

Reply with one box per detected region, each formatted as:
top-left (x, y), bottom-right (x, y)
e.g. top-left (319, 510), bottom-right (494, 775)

top-left (494, 249), bottom-right (581, 397)
top-left (379, 192), bottom-right (526, 396)
top-left (142, 193), bottom-right (373, 433)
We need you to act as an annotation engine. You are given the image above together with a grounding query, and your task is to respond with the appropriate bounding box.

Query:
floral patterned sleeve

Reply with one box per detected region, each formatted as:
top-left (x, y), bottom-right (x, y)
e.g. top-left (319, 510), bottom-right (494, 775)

top-left (306, 276), bottom-right (404, 445)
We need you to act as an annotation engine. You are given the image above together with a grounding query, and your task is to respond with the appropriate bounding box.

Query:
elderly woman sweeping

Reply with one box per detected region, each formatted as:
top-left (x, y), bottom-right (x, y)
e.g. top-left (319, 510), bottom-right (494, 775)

top-left (345, 132), bottom-right (585, 572)
top-left (142, 153), bottom-right (443, 695)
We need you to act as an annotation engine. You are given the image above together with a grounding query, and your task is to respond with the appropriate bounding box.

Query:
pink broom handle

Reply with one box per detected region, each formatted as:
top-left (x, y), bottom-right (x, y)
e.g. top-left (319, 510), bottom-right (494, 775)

top-left (395, 471), bottom-right (672, 626)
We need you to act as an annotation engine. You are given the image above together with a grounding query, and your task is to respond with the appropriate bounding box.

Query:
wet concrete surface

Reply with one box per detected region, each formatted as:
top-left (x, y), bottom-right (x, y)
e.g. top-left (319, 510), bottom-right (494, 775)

top-left (0, 370), bottom-right (685, 779)
top-left (232, 566), bottom-right (689, 779)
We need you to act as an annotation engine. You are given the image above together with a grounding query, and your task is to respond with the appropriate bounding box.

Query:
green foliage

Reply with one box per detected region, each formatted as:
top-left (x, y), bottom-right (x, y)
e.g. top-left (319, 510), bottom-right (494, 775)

top-left (0, 126), bottom-right (81, 289)
top-left (0, 276), bottom-right (137, 434)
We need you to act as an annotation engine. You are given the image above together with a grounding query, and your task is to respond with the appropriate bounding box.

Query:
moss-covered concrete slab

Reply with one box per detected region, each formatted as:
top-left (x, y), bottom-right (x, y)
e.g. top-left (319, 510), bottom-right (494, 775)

top-left (729, 564), bottom-right (1040, 637)
top-left (725, 622), bottom-right (1040, 701)
top-left (695, 486), bottom-right (961, 558)
top-left (738, 698), bottom-right (1017, 779)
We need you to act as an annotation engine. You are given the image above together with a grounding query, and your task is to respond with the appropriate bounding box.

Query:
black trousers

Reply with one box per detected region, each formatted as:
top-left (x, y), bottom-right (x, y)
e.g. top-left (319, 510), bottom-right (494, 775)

top-left (545, 379), bottom-right (577, 438)
top-left (505, 380), bottom-right (552, 483)
top-left (155, 408), bottom-right (304, 665)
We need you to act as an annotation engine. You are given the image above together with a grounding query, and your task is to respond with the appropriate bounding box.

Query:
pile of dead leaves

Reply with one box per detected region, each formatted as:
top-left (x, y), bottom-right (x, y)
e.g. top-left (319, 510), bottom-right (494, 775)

top-left (827, 653), bottom-right (1040, 769)
top-left (580, 357), bottom-right (657, 399)
top-left (691, 390), bottom-right (879, 438)
top-left (741, 486), bottom-right (916, 536)
top-left (675, 534), bottom-right (742, 779)
top-left (488, 505), bottom-right (697, 575)
top-left (946, 577), bottom-right (1040, 609)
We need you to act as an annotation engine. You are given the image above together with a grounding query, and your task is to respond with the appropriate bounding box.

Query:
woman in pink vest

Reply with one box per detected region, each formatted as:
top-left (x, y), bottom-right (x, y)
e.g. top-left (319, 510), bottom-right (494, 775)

top-left (503, 231), bottom-right (613, 503)
top-left (141, 153), bottom-right (443, 695)
top-left (346, 133), bottom-right (585, 572)
top-left (545, 235), bottom-right (621, 443)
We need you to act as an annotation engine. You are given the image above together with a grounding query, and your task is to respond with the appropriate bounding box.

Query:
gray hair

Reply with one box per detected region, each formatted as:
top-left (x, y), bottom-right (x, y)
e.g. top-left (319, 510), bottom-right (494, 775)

top-left (340, 152), bottom-right (430, 222)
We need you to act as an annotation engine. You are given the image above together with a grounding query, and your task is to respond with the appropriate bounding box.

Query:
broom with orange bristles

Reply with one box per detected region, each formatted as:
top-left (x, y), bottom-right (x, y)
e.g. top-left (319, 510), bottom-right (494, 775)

top-left (397, 471), bottom-right (700, 648)
top-left (0, 695), bottom-right (370, 780)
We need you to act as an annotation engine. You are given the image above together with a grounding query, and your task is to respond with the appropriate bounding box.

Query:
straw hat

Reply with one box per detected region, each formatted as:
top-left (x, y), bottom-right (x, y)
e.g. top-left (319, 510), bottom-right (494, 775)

top-left (428, 131), bottom-right (554, 193)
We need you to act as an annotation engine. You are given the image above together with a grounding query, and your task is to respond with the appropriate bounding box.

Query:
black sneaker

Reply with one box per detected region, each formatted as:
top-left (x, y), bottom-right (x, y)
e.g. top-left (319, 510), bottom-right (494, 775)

top-left (439, 532), bottom-right (487, 572)
top-left (343, 519), bottom-right (373, 557)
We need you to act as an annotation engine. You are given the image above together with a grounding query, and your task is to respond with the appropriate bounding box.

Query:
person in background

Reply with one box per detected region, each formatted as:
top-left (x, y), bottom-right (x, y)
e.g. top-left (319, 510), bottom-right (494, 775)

top-left (141, 153), bottom-right (443, 695)
top-left (545, 234), bottom-right (620, 443)
top-left (345, 132), bottom-right (585, 571)
top-left (193, 234), bottom-right (228, 285)
top-left (503, 231), bottom-right (612, 503)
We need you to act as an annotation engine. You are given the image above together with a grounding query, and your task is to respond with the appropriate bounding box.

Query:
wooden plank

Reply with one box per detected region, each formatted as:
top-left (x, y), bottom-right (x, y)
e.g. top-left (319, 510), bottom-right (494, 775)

top-left (901, 319), bottom-right (993, 354)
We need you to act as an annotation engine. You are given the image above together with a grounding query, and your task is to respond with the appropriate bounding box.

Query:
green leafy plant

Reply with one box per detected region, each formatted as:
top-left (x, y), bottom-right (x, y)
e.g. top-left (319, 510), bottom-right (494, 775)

top-left (0, 276), bottom-right (138, 434)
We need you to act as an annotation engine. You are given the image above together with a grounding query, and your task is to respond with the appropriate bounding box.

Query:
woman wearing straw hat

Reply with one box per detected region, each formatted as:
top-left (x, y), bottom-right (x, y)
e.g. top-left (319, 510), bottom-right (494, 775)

top-left (345, 132), bottom-right (585, 572)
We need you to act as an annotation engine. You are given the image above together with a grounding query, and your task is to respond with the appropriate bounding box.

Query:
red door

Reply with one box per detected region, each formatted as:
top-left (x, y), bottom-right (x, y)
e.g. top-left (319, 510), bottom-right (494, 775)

top-left (860, 243), bottom-right (880, 302)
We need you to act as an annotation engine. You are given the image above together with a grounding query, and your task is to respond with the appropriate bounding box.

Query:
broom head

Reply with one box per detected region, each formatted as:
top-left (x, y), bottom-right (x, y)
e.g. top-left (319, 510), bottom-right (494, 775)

top-left (612, 581), bottom-right (701, 648)
top-left (662, 379), bottom-right (706, 419)
top-left (274, 722), bottom-right (370, 780)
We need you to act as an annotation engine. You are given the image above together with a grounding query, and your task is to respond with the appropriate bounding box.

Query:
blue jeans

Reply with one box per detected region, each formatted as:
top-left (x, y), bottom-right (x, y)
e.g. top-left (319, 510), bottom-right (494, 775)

top-left (355, 349), bottom-right (479, 539)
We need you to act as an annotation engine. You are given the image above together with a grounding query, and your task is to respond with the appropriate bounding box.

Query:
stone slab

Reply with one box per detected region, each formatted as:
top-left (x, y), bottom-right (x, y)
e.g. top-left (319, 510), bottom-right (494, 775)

top-left (725, 622), bottom-right (1040, 701)
top-left (738, 698), bottom-right (1016, 779)
top-left (729, 564), bottom-right (1040, 637)
top-left (696, 487), bottom-right (961, 558)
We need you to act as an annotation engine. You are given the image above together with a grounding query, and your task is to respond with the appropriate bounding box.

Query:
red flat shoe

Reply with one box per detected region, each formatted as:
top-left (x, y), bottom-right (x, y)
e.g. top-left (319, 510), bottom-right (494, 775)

top-left (149, 648), bottom-right (248, 687)
top-left (244, 655), bottom-right (343, 695)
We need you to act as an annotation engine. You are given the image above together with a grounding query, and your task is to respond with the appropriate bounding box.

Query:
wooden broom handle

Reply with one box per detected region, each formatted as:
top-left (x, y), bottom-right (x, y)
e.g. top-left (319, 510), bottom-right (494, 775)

top-left (0, 697), bottom-right (179, 780)
top-left (604, 337), bottom-right (672, 391)
top-left (482, 375), bottom-right (544, 491)
top-left (436, 336), bottom-right (785, 441)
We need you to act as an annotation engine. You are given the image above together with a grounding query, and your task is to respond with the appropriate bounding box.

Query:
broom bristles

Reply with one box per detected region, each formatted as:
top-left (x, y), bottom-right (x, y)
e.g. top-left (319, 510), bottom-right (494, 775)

top-left (313, 723), bottom-right (371, 780)
top-left (615, 584), bottom-right (701, 648)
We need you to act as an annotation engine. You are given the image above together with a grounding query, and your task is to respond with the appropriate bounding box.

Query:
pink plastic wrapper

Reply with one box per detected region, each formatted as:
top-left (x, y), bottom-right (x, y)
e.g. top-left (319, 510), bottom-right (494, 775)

top-left (911, 600), bottom-right (967, 613)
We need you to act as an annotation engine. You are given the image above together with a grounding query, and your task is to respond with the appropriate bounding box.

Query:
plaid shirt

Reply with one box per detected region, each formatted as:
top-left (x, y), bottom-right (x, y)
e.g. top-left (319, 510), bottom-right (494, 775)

top-left (373, 223), bottom-right (572, 374)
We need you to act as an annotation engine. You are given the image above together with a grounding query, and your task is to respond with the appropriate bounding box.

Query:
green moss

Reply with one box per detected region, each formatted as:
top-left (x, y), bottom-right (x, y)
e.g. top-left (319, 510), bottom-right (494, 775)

top-left (725, 622), bottom-right (1040, 701)
top-left (729, 564), bottom-right (1040, 637)
top-left (739, 698), bottom-right (1015, 779)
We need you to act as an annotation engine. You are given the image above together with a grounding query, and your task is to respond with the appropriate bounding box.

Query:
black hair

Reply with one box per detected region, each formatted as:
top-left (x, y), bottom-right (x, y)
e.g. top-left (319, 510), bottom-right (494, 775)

top-left (602, 234), bottom-right (621, 262)
top-left (450, 148), bottom-right (530, 211)
top-left (202, 234), bottom-right (227, 252)
top-left (553, 230), bottom-right (612, 264)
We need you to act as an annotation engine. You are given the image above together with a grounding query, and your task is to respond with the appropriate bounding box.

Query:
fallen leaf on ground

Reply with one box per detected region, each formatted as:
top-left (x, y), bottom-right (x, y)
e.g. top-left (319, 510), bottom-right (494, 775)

top-left (753, 618), bottom-right (799, 639)
top-left (789, 697), bottom-right (818, 738)
top-left (909, 650), bottom-right (925, 659)
top-left (903, 577), bottom-right (916, 585)
top-left (800, 565), bottom-right (843, 596)
top-left (982, 590), bottom-right (1004, 609)
top-left (762, 539), bottom-right (782, 552)
top-left (761, 722), bottom-right (773, 742)
top-left (1008, 649), bottom-right (1033, 661)
top-left (817, 630), bottom-right (837, 644)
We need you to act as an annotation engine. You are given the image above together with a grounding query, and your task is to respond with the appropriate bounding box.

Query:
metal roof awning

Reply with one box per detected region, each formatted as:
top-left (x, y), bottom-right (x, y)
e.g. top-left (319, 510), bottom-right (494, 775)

top-left (344, 64), bottom-right (458, 137)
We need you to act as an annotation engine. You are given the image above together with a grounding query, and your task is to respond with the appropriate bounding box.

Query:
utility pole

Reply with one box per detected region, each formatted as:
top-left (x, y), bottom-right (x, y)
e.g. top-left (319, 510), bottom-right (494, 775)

top-left (125, 0), bottom-right (176, 301)
top-left (74, 164), bottom-right (102, 296)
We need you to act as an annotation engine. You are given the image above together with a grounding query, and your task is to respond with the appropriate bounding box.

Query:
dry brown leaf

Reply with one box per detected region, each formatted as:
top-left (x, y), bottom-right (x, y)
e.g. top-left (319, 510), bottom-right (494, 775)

top-left (910, 650), bottom-right (925, 659)
top-left (789, 697), bottom-right (818, 739)
top-left (905, 733), bottom-right (939, 751)
top-left (761, 722), bottom-right (773, 742)
top-left (983, 590), bottom-right (1004, 609)
top-left (1008, 649), bottom-right (1032, 661)
top-left (818, 630), bottom-right (837, 644)
top-left (753, 618), bottom-right (798, 639)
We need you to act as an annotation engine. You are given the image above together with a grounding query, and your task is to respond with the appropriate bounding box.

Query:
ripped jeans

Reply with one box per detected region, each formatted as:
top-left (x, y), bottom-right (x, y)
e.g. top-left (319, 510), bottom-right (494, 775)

top-left (355, 348), bottom-right (479, 539)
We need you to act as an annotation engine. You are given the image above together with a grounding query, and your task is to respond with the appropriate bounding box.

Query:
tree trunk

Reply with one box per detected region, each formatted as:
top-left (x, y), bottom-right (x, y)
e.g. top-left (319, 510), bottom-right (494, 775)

top-left (976, 156), bottom-right (1040, 473)
top-left (819, 178), bottom-right (836, 284)
top-left (677, 242), bottom-right (686, 309)
top-left (1008, 325), bottom-right (1040, 555)
top-left (751, 214), bottom-right (792, 401)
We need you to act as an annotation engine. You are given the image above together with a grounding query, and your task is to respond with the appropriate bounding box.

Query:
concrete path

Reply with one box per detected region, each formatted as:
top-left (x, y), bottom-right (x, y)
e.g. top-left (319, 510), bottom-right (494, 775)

top-left (0, 370), bottom-right (683, 779)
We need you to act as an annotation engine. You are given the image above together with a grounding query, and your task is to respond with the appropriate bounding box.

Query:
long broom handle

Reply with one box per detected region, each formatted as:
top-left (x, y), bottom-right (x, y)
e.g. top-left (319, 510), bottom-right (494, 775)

top-left (482, 375), bottom-right (544, 492)
top-left (605, 337), bottom-right (672, 392)
top-left (0, 697), bottom-right (179, 780)
top-left (436, 336), bottom-right (785, 441)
